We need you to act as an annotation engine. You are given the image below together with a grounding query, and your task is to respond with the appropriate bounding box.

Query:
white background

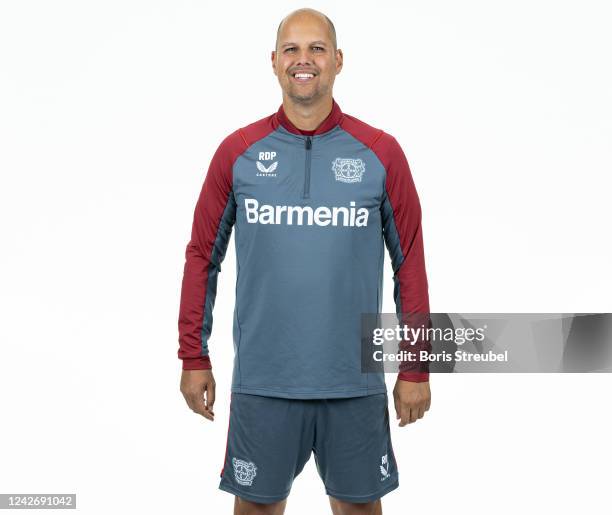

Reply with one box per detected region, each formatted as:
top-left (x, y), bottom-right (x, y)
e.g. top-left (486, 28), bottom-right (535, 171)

top-left (1, 1), bottom-right (611, 514)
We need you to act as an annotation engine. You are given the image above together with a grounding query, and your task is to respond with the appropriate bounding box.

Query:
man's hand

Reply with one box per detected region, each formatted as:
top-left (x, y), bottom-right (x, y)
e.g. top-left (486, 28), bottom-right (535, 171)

top-left (393, 379), bottom-right (431, 426)
top-left (180, 369), bottom-right (216, 421)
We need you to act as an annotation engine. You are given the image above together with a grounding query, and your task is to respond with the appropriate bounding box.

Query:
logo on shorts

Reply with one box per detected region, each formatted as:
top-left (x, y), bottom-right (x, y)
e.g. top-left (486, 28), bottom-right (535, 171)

top-left (332, 157), bottom-right (365, 183)
top-left (232, 457), bottom-right (257, 486)
top-left (380, 453), bottom-right (390, 481)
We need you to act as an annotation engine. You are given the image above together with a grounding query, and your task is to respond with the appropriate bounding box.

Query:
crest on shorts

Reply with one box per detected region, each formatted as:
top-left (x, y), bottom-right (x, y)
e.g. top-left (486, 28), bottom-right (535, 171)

top-left (332, 158), bottom-right (365, 183)
top-left (232, 457), bottom-right (257, 486)
top-left (380, 453), bottom-right (390, 481)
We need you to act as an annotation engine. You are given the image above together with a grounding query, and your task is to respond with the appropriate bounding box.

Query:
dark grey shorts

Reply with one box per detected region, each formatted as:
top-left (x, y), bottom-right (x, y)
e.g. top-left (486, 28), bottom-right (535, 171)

top-left (218, 392), bottom-right (399, 504)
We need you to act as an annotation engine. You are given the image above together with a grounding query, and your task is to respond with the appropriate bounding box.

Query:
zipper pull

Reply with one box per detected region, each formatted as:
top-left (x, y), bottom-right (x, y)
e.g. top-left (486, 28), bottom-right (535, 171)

top-left (305, 136), bottom-right (312, 149)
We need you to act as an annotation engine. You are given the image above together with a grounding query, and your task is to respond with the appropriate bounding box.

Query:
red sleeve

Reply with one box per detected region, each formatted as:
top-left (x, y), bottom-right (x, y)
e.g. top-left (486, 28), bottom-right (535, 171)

top-left (375, 133), bottom-right (431, 383)
top-left (177, 131), bottom-right (244, 370)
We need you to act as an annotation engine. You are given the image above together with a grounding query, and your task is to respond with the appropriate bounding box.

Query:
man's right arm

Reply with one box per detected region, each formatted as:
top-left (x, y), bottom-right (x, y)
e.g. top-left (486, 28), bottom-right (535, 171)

top-left (177, 131), bottom-right (242, 418)
top-left (177, 132), bottom-right (239, 370)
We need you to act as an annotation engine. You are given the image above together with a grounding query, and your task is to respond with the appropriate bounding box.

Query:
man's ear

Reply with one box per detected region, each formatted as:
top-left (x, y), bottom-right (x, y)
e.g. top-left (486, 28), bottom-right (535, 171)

top-left (335, 49), bottom-right (344, 74)
top-left (271, 50), bottom-right (277, 76)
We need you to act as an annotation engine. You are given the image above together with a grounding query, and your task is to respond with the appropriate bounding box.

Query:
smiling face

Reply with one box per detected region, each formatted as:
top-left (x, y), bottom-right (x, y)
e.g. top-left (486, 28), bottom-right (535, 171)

top-left (272, 11), bottom-right (343, 105)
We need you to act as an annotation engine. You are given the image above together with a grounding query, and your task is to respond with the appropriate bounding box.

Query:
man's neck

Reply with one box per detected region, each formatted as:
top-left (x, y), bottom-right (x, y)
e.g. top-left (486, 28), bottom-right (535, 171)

top-left (281, 96), bottom-right (333, 131)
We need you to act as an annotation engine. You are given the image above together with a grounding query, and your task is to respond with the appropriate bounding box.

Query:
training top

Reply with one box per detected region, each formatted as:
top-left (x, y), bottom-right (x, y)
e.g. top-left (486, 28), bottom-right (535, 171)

top-left (177, 98), bottom-right (431, 399)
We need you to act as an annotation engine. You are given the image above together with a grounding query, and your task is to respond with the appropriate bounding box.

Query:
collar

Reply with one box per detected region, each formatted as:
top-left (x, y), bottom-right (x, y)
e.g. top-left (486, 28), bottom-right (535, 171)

top-left (274, 98), bottom-right (344, 136)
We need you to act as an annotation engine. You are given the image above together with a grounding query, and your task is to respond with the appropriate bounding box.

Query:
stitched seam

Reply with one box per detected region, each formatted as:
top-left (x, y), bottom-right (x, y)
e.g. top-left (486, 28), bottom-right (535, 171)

top-left (219, 483), bottom-right (291, 500)
top-left (369, 128), bottom-right (384, 149)
top-left (325, 479), bottom-right (399, 500)
top-left (238, 128), bottom-right (249, 148)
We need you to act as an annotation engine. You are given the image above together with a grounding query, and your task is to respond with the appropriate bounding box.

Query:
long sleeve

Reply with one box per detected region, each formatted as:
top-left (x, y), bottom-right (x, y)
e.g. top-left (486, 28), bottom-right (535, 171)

top-left (378, 134), bottom-right (431, 382)
top-left (177, 134), bottom-right (238, 370)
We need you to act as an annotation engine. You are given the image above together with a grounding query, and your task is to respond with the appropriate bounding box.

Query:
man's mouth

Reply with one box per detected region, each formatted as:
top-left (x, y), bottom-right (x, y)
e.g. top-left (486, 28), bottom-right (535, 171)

top-left (291, 71), bottom-right (316, 83)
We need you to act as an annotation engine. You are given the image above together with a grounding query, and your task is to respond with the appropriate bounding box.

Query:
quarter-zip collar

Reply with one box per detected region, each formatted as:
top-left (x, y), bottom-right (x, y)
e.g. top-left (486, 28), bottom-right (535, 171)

top-left (273, 98), bottom-right (344, 136)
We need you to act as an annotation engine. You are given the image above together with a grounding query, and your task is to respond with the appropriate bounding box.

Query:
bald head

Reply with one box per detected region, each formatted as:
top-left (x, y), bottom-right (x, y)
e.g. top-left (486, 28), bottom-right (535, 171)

top-left (275, 8), bottom-right (337, 52)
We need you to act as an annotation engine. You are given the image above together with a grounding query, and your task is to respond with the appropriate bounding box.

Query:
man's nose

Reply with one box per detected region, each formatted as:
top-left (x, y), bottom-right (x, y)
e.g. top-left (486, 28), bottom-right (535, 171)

top-left (295, 49), bottom-right (313, 65)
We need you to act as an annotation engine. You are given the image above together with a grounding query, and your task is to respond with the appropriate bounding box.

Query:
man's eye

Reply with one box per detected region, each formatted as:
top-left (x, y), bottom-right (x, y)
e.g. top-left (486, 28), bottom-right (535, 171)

top-left (284, 46), bottom-right (324, 52)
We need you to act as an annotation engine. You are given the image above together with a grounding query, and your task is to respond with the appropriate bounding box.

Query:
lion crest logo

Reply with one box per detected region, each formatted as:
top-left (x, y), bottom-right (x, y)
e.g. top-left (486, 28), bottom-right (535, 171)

top-left (232, 457), bottom-right (257, 486)
top-left (332, 158), bottom-right (365, 183)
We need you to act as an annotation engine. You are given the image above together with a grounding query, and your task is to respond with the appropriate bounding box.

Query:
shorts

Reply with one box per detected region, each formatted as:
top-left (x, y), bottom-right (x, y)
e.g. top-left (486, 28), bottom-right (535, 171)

top-left (218, 392), bottom-right (399, 504)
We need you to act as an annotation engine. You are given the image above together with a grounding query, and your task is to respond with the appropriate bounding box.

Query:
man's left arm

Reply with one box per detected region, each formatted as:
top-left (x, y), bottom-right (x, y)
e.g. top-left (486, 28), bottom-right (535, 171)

top-left (377, 132), bottom-right (432, 426)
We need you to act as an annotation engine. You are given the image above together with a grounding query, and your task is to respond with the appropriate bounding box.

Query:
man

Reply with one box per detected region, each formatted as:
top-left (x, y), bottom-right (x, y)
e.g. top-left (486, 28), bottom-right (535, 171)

top-left (178, 8), bottom-right (431, 515)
